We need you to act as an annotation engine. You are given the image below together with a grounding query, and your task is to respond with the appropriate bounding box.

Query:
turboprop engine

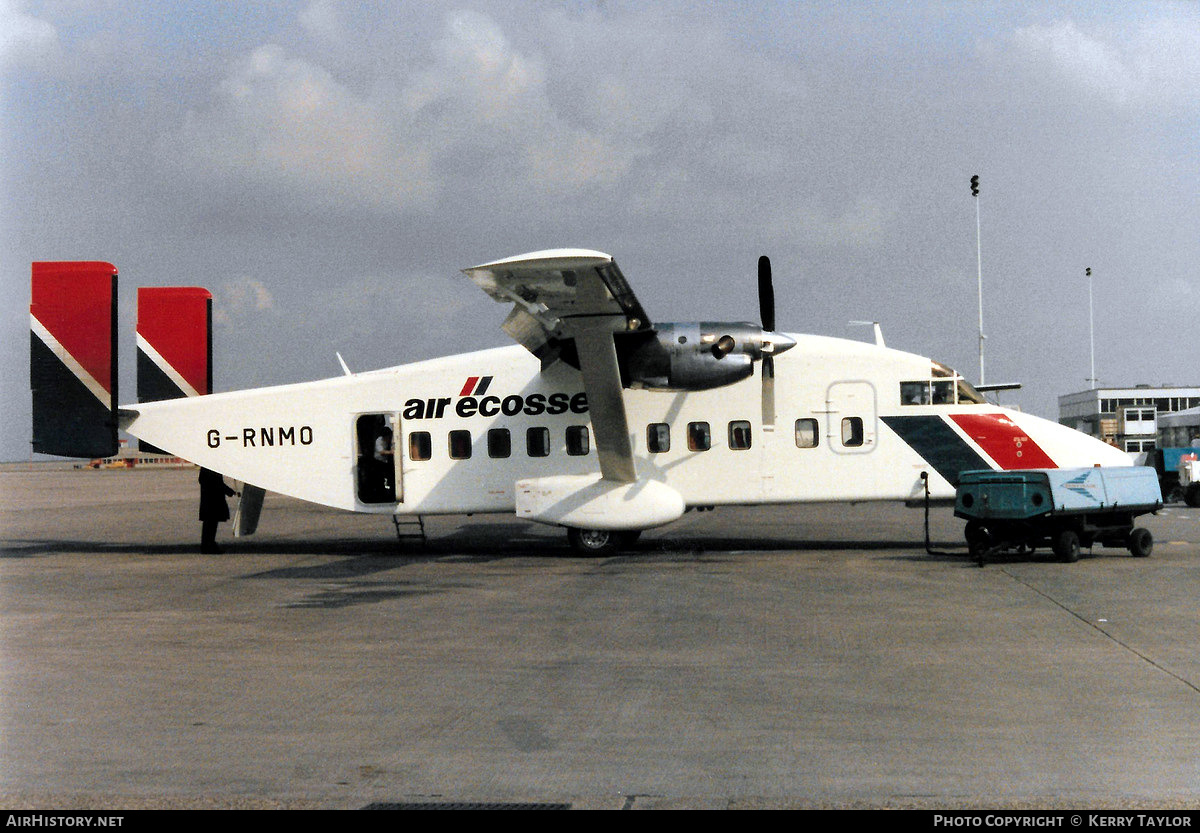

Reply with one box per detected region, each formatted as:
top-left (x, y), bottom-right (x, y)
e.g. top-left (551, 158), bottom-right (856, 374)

top-left (616, 321), bottom-right (795, 392)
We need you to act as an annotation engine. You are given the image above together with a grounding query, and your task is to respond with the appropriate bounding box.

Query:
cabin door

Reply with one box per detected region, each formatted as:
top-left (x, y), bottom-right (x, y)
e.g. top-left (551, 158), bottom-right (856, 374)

top-left (355, 413), bottom-right (400, 504)
top-left (825, 381), bottom-right (877, 455)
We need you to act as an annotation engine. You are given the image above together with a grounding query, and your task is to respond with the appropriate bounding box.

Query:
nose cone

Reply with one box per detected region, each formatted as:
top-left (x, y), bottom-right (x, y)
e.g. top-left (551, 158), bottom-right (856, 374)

top-left (763, 332), bottom-right (796, 356)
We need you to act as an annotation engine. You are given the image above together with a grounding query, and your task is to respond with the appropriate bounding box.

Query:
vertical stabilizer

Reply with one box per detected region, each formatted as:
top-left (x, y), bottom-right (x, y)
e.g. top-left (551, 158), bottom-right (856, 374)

top-left (30, 261), bottom-right (119, 457)
top-left (137, 287), bottom-right (213, 402)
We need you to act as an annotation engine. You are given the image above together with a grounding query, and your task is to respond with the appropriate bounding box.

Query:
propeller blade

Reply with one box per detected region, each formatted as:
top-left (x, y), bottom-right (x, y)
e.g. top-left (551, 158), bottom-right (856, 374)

top-left (757, 255), bottom-right (775, 333)
top-left (758, 255), bottom-right (778, 426)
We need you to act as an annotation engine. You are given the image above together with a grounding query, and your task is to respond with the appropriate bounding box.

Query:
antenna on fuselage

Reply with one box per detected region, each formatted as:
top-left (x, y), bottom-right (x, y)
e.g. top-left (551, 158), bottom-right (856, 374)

top-left (849, 321), bottom-right (886, 347)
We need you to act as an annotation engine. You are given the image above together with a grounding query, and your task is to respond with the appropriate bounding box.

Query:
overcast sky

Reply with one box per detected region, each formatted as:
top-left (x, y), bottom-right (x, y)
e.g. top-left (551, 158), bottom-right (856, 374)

top-left (3, 1), bottom-right (1198, 462)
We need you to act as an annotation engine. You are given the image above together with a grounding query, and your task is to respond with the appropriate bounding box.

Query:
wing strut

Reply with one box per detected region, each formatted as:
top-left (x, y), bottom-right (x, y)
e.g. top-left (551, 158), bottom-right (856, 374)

top-left (566, 272), bottom-right (636, 483)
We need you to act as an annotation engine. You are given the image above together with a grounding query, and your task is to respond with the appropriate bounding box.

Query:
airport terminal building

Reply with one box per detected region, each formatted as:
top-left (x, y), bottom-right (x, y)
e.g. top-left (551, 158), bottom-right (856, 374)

top-left (1059, 385), bottom-right (1200, 452)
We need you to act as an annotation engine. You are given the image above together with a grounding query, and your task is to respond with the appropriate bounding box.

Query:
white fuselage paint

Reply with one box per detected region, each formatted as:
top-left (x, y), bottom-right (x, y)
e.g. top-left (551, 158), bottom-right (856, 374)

top-left (122, 335), bottom-right (1132, 520)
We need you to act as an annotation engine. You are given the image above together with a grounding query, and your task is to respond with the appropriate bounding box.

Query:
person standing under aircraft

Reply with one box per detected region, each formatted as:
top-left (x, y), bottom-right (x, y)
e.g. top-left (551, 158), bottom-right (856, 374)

top-left (199, 467), bottom-right (237, 554)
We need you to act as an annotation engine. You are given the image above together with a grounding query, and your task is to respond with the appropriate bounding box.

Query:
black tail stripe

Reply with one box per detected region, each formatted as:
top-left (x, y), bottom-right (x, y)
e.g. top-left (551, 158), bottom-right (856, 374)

top-left (882, 415), bottom-right (990, 486)
top-left (30, 335), bottom-right (117, 458)
top-left (137, 347), bottom-right (188, 404)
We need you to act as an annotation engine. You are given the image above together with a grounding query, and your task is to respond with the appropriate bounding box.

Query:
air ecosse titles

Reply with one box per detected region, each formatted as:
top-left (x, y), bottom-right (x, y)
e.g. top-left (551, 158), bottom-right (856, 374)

top-left (203, 388), bottom-right (590, 449)
top-left (402, 391), bottom-right (589, 420)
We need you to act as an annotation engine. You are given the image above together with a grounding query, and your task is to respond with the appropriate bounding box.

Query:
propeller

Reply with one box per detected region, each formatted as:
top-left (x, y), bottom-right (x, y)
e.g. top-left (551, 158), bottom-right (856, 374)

top-left (758, 256), bottom-right (775, 333)
top-left (759, 255), bottom-right (778, 425)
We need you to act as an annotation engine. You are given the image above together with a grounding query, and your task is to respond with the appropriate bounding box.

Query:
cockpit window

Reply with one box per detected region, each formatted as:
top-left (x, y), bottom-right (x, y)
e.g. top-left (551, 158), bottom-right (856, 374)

top-left (956, 378), bottom-right (987, 405)
top-left (901, 381), bottom-right (930, 405)
top-left (901, 361), bottom-right (984, 406)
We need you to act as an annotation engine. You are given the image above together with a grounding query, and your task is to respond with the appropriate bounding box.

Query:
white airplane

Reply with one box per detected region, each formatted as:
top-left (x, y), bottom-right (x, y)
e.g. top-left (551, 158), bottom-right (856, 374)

top-left (30, 250), bottom-right (1132, 553)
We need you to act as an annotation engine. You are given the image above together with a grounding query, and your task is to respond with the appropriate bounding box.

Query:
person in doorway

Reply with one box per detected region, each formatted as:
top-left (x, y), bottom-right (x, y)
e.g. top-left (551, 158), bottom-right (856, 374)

top-left (374, 425), bottom-right (394, 499)
top-left (199, 467), bottom-right (237, 554)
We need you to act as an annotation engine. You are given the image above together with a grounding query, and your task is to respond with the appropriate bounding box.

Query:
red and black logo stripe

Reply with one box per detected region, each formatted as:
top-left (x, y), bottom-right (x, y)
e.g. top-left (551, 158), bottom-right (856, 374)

top-left (883, 413), bottom-right (1057, 485)
top-left (460, 376), bottom-right (493, 397)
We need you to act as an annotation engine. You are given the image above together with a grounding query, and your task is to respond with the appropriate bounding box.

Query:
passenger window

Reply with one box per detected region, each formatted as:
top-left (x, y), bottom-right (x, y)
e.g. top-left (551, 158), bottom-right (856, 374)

top-left (448, 429), bottom-right (472, 459)
top-left (566, 426), bottom-right (590, 456)
top-left (647, 423), bottom-right (670, 453)
top-left (487, 428), bottom-right (511, 458)
top-left (841, 417), bottom-right (864, 447)
top-left (526, 426), bottom-right (550, 457)
top-left (728, 420), bottom-right (752, 450)
top-left (409, 431), bottom-right (432, 461)
top-left (795, 418), bottom-right (819, 449)
top-left (687, 421), bottom-right (711, 451)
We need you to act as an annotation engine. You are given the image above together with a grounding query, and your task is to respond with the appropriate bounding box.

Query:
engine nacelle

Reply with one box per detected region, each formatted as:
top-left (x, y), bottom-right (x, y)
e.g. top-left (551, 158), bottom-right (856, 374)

top-left (617, 322), bottom-right (764, 392)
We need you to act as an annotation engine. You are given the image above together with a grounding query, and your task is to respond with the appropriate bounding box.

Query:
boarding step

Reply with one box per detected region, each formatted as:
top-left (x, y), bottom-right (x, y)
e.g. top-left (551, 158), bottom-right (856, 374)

top-left (391, 514), bottom-right (427, 547)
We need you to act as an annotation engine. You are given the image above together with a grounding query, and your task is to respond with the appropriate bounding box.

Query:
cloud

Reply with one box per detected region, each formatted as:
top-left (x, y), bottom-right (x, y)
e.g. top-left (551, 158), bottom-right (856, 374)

top-left (299, 0), bottom-right (345, 45)
top-left (1010, 16), bottom-right (1200, 107)
top-left (212, 276), bottom-right (275, 328)
top-left (767, 196), bottom-right (896, 248)
top-left (398, 9), bottom-right (640, 191)
top-left (161, 43), bottom-right (435, 213)
top-left (158, 9), bottom-right (644, 219)
top-left (0, 0), bottom-right (59, 70)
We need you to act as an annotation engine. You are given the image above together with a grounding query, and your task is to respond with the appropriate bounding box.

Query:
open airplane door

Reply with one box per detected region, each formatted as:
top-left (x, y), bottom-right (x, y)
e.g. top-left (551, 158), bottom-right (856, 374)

top-left (233, 484), bottom-right (266, 537)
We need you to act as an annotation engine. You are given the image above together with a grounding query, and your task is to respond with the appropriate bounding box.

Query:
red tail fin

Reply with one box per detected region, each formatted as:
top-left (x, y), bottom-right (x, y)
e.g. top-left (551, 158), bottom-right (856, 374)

top-left (137, 287), bottom-right (213, 401)
top-left (30, 262), bottom-right (119, 458)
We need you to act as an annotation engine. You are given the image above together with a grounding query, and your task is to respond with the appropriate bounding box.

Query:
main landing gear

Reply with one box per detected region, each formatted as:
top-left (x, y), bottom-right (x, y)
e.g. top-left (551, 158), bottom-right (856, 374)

top-left (566, 527), bottom-right (642, 555)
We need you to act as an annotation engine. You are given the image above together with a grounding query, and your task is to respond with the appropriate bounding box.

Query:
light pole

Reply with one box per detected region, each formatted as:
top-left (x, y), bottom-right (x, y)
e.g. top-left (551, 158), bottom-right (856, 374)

top-left (1087, 267), bottom-right (1096, 389)
top-left (971, 174), bottom-right (984, 385)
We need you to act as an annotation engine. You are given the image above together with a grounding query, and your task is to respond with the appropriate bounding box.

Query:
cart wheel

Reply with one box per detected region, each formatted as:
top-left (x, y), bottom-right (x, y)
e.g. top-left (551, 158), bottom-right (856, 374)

top-left (1186, 484), bottom-right (1200, 508)
top-left (1128, 527), bottom-right (1153, 558)
top-left (965, 522), bottom-right (992, 557)
top-left (1054, 529), bottom-right (1081, 563)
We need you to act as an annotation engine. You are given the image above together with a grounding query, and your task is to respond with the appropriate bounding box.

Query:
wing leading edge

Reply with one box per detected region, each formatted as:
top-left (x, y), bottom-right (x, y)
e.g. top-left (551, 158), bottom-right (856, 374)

top-left (464, 249), bottom-right (649, 483)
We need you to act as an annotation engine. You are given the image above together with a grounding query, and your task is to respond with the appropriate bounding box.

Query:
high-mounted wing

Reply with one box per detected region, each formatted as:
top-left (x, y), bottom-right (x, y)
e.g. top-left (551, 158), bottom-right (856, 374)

top-left (464, 249), bottom-right (651, 483)
top-left (463, 249), bottom-right (651, 362)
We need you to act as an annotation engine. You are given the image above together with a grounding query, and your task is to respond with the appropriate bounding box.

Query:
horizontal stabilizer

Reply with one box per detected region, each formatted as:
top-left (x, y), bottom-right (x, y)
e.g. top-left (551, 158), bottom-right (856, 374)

top-left (30, 262), bottom-right (118, 457)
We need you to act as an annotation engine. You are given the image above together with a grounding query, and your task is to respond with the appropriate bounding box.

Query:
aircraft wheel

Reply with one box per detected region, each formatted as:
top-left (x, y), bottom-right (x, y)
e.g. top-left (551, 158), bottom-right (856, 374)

top-left (1053, 529), bottom-right (1081, 563)
top-left (567, 527), bottom-right (621, 556)
top-left (1128, 527), bottom-right (1153, 558)
top-left (1186, 484), bottom-right (1200, 508)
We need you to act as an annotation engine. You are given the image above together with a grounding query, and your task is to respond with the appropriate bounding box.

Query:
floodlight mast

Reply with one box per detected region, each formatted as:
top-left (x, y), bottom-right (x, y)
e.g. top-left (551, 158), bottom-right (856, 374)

top-left (1087, 267), bottom-right (1096, 389)
top-left (971, 174), bottom-right (984, 386)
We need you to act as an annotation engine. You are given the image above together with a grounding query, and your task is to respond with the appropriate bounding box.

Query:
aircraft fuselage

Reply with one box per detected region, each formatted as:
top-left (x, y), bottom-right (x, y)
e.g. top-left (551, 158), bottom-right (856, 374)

top-left (122, 334), bottom-right (1131, 521)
